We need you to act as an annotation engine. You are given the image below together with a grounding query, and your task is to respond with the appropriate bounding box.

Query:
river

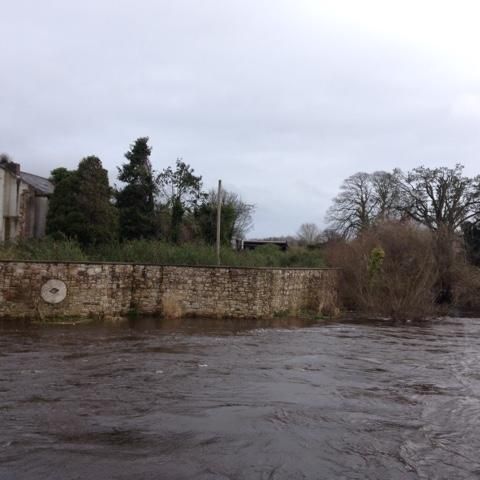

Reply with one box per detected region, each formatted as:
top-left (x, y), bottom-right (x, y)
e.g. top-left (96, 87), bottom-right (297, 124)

top-left (1, 317), bottom-right (480, 479)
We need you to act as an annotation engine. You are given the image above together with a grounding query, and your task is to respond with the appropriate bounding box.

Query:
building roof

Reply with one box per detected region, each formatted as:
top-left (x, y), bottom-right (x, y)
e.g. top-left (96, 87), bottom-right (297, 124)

top-left (20, 171), bottom-right (54, 196)
top-left (0, 159), bottom-right (20, 175)
top-left (241, 240), bottom-right (289, 251)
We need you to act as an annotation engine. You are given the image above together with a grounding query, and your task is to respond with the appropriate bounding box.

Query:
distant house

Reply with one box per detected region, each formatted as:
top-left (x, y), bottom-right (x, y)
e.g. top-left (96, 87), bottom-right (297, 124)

top-left (0, 159), bottom-right (54, 242)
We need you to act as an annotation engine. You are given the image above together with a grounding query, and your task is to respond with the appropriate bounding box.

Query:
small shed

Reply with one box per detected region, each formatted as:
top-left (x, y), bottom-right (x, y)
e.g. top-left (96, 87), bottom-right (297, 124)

top-left (236, 239), bottom-right (289, 252)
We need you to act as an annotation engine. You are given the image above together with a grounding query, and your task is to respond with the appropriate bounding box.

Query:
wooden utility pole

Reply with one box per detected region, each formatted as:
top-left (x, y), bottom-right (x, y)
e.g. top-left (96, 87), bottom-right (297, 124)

top-left (216, 179), bottom-right (222, 266)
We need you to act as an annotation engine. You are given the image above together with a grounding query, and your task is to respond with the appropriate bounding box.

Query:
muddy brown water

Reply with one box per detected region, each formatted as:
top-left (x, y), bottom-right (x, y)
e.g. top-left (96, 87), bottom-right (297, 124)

top-left (1, 316), bottom-right (480, 480)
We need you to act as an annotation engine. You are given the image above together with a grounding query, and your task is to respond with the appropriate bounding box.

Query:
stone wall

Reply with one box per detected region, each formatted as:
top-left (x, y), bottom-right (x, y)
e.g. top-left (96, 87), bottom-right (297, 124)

top-left (0, 261), bottom-right (338, 321)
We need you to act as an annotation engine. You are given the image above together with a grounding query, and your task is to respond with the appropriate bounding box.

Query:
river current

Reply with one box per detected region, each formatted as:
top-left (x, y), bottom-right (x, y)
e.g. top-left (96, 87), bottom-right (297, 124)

top-left (1, 317), bottom-right (480, 479)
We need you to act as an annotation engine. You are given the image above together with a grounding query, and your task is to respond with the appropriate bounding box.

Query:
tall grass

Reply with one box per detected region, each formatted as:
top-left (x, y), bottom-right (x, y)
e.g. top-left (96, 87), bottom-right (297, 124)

top-left (0, 239), bottom-right (87, 262)
top-left (0, 239), bottom-right (325, 268)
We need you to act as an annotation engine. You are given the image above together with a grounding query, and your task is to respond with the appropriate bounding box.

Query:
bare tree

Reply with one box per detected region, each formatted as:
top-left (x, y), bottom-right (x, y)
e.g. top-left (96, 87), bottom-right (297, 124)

top-left (371, 170), bottom-right (402, 221)
top-left (297, 223), bottom-right (322, 245)
top-left (326, 172), bottom-right (377, 238)
top-left (195, 189), bottom-right (255, 244)
top-left (397, 164), bottom-right (480, 233)
top-left (326, 164), bottom-right (480, 304)
top-left (206, 188), bottom-right (254, 239)
top-left (396, 164), bottom-right (480, 303)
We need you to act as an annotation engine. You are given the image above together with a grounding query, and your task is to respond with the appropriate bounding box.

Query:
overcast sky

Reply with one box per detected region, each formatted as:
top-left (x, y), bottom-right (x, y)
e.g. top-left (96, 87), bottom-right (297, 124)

top-left (2, 0), bottom-right (480, 237)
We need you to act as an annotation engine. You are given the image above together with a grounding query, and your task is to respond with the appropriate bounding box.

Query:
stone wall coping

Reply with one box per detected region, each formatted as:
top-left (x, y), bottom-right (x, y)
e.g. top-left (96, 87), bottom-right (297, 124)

top-left (0, 259), bottom-right (338, 271)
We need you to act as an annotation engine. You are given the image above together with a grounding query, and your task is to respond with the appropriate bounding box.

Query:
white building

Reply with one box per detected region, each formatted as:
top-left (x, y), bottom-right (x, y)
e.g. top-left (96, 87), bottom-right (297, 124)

top-left (0, 159), bottom-right (53, 242)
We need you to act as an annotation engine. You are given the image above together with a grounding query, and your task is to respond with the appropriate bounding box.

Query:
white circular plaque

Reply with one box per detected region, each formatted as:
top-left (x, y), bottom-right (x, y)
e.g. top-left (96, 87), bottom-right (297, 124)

top-left (41, 279), bottom-right (67, 304)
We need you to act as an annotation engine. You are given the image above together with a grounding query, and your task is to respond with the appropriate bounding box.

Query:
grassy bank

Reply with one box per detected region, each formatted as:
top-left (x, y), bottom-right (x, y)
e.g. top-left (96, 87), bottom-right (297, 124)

top-left (0, 239), bottom-right (325, 268)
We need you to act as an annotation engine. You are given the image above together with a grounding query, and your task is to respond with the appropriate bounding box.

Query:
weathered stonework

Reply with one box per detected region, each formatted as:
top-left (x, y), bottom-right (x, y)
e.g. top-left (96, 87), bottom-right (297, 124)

top-left (0, 261), bottom-right (338, 321)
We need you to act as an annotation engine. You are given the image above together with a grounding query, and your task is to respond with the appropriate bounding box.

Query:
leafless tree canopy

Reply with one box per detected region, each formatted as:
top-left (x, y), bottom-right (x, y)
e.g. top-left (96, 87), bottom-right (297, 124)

top-left (205, 188), bottom-right (255, 239)
top-left (371, 170), bottom-right (402, 221)
top-left (327, 165), bottom-right (480, 237)
top-left (297, 222), bottom-right (322, 245)
top-left (397, 164), bottom-right (480, 233)
top-left (326, 171), bottom-right (401, 238)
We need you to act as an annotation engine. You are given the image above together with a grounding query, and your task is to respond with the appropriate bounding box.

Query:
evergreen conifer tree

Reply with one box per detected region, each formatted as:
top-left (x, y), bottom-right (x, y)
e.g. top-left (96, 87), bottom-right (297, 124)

top-left (116, 137), bottom-right (158, 240)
